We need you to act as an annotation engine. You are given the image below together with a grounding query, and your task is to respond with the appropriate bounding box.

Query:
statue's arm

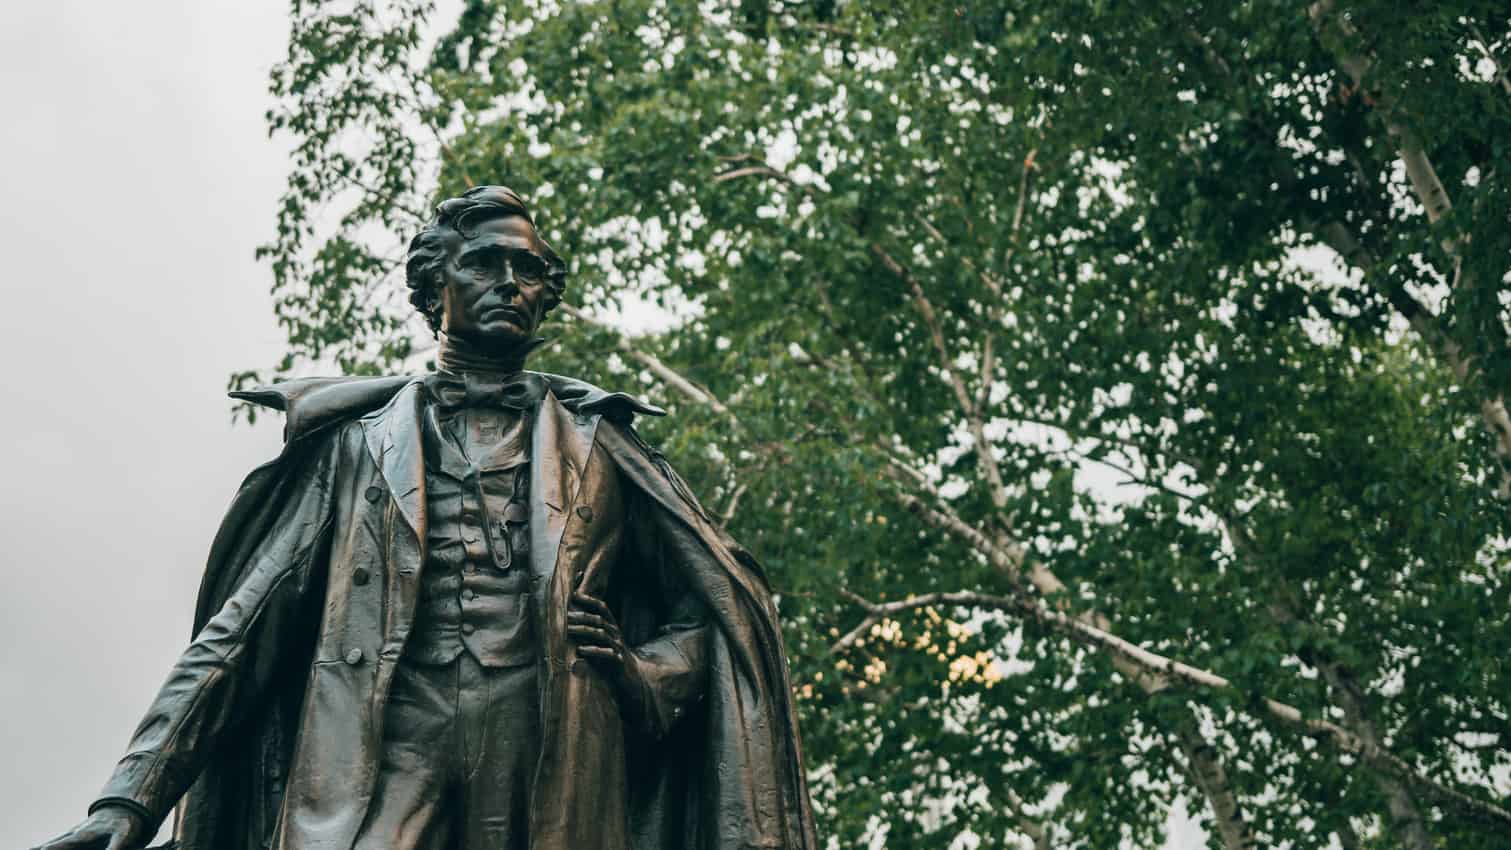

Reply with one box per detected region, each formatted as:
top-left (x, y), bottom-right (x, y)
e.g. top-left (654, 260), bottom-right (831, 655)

top-left (618, 473), bottom-right (712, 739)
top-left (568, 426), bottom-right (715, 739)
top-left (88, 434), bottom-right (342, 833)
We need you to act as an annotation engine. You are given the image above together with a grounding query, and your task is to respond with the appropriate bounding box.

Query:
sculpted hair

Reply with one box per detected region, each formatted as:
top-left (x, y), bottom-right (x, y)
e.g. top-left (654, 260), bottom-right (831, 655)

top-left (404, 185), bottom-right (568, 335)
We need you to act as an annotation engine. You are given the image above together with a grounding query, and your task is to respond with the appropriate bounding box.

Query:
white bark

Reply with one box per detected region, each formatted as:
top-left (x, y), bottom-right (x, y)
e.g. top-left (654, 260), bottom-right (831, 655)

top-left (1318, 661), bottom-right (1433, 850)
top-left (1173, 714), bottom-right (1257, 850)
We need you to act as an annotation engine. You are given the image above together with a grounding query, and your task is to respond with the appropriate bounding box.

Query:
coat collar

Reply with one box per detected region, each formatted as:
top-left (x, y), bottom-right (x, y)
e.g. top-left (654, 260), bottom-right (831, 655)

top-left (230, 375), bottom-right (416, 443)
top-left (232, 371), bottom-right (664, 443)
top-left (232, 370), bottom-right (665, 544)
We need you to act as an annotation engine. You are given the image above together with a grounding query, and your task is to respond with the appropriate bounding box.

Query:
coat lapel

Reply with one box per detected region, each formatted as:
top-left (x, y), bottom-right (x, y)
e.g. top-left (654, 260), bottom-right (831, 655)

top-left (361, 380), bottom-right (428, 544)
top-left (528, 389), bottom-right (599, 584)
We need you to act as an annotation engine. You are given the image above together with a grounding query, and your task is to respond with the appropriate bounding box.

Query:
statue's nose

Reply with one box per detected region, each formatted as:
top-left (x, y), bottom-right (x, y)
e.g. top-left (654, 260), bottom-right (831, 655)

top-left (494, 269), bottom-right (519, 297)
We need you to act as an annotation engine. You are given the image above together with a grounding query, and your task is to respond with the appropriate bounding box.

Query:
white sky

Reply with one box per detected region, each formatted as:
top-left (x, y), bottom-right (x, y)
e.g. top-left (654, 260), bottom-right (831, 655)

top-left (0, 2), bottom-right (289, 845)
top-left (0, 4), bottom-right (1212, 848)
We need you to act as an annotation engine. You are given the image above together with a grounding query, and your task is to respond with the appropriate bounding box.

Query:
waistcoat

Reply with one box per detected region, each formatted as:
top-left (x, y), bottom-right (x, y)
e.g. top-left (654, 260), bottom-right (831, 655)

top-left (405, 394), bottom-right (535, 667)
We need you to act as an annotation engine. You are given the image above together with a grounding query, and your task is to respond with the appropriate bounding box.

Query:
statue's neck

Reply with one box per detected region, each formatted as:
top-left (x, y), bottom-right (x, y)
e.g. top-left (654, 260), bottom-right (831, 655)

top-left (435, 333), bottom-right (544, 376)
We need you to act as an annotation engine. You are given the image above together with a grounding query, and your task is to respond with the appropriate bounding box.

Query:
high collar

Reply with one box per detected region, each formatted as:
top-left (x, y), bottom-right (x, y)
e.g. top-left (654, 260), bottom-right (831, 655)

top-left (435, 332), bottom-right (548, 376)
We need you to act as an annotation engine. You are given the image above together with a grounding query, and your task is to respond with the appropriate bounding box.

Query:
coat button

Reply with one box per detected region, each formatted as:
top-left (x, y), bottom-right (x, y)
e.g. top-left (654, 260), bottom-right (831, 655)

top-left (461, 623), bottom-right (476, 635)
top-left (352, 568), bottom-right (371, 586)
top-left (575, 505), bottom-right (594, 522)
top-left (365, 486), bottom-right (383, 503)
top-left (344, 648), bottom-right (364, 665)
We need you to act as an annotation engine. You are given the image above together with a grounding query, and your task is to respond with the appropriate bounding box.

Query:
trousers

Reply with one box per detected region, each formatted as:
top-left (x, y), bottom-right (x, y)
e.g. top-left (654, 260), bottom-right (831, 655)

top-left (352, 654), bottom-right (541, 850)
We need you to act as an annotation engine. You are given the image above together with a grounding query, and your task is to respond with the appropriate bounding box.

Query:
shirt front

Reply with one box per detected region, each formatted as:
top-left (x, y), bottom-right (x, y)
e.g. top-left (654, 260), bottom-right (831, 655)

top-left (404, 371), bottom-right (545, 667)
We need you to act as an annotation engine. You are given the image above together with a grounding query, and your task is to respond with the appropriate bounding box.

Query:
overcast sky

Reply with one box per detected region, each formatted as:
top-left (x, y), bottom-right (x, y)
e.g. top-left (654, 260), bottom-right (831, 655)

top-left (1, 2), bottom-right (291, 845)
top-left (0, 4), bottom-right (1210, 848)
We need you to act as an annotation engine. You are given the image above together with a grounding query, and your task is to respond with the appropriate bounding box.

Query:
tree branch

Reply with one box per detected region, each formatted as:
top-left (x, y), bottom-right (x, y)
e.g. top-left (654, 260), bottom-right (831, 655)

top-left (712, 163), bottom-right (808, 191)
top-left (835, 588), bottom-right (1511, 828)
top-left (1317, 659), bottom-right (1434, 850)
top-left (559, 303), bottom-right (733, 418)
top-left (1171, 710), bottom-right (1257, 850)
top-left (872, 243), bottom-right (1012, 510)
top-left (1310, 0), bottom-right (1511, 497)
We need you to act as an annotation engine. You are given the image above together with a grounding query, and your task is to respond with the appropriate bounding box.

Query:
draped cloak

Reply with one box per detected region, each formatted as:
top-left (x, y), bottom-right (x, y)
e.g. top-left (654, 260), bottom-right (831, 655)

top-left (108, 373), bottom-right (815, 850)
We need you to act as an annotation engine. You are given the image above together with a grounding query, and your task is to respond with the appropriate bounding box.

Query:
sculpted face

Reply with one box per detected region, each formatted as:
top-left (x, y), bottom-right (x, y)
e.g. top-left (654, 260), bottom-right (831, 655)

top-left (438, 214), bottom-right (552, 349)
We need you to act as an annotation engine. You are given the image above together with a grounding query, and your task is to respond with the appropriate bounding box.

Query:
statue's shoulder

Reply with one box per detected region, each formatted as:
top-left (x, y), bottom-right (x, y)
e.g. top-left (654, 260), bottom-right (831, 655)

top-left (533, 371), bottom-right (666, 424)
top-left (230, 374), bottom-right (420, 443)
top-left (230, 371), bottom-right (665, 441)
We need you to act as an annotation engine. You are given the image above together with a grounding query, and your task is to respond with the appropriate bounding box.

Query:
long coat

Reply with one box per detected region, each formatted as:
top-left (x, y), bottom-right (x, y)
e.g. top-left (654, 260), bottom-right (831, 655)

top-left (92, 373), bottom-right (816, 850)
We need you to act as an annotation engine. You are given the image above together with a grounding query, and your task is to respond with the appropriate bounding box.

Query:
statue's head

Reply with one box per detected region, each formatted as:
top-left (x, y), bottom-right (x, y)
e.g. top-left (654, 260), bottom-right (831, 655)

top-left (405, 185), bottom-right (567, 350)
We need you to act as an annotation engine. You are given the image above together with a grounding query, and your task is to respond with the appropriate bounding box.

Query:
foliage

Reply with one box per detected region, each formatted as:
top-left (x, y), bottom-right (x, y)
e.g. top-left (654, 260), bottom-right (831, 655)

top-left (253, 1), bottom-right (1511, 847)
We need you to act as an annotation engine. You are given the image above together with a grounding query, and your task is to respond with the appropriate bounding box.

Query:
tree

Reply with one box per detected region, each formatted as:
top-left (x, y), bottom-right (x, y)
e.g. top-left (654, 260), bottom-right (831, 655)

top-left (249, 1), bottom-right (1511, 846)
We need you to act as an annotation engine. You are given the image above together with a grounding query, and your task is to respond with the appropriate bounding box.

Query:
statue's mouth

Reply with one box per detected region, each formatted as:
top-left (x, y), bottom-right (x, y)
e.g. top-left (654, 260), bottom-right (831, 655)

top-left (482, 305), bottom-right (527, 327)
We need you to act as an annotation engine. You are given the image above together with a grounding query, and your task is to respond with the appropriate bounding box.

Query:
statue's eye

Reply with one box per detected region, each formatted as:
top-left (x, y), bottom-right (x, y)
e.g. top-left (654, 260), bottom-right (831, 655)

top-left (461, 251), bottom-right (498, 274)
top-left (512, 254), bottom-right (547, 283)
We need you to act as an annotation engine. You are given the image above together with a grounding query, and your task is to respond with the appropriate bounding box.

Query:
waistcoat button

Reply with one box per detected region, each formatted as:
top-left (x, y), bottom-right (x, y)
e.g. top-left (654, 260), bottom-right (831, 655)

top-left (352, 568), bottom-right (371, 586)
top-left (344, 648), bottom-right (364, 665)
top-left (365, 486), bottom-right (383, 503)
top-left (576, 505), bottom-right (594, 522)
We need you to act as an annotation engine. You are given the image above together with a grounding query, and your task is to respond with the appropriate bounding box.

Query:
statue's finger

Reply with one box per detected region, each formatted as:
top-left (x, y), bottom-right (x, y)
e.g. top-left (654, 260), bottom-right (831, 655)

top-left (571, 592), bottom-right (613, 617)
top-left (578, 617), bottom-right (621, 644)
top-left (578, 645), bottom-right (621, 661)
top-left (567, 616), bottom-right (610, 634)
top-left (567, 610), bottom-right (611, 629)
top-left (567, 624), bottom-right (615, 645)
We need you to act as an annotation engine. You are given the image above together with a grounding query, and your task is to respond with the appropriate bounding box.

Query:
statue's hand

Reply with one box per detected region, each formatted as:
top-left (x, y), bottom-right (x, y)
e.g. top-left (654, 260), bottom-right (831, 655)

top-left (567, 592), bottom-right (647, 702)
top-left (33, 806), bottom-right (148, 850)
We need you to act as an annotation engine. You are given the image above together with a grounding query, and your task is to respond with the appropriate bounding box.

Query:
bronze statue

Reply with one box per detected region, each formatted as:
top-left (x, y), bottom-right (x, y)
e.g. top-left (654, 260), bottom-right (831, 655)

top-left (35, 186), bottom-right (816, 850)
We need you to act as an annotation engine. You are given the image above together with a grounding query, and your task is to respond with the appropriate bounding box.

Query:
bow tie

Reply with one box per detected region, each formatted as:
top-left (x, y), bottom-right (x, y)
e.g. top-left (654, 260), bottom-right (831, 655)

top-left (428, 371), bottom-right (542, 415)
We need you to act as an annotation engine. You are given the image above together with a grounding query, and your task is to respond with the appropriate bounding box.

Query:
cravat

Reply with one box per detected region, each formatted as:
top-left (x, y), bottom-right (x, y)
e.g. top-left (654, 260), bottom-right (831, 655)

top-left (428, 371), bottom-right (539, 415)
